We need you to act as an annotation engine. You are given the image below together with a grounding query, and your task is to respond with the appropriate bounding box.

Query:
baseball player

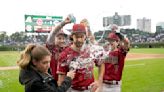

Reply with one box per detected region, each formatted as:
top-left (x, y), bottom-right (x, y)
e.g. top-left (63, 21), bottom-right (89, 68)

top-left (102, 25), bottom-right (130, 92)
top-left (46, 15), bottom-right (72, 80)
top-left (57, 24), bottom-right (104, 92)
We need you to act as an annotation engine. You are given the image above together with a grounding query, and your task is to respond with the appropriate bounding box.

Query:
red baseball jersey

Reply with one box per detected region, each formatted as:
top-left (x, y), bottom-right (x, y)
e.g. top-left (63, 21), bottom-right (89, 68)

top-left (103, 46), bottom-right (129, 81)
top-left (46, 44), bottom-right (64, 80)
top-left (57, 47), bottom-right (95, 88)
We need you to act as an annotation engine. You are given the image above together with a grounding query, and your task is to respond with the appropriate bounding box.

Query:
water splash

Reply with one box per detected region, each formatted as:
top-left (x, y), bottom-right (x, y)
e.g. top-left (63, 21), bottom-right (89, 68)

top-left (69, 39), bottom-right (111, 70)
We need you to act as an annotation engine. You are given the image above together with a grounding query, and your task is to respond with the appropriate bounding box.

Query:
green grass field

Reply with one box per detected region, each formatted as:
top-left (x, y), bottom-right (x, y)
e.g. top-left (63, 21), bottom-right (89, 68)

top-left (0, 48), bottom-right (164, 92)
top-left (0, 51), bottom-right (20, 67)
top-left (0, 48), bottom-right (163, 67)
top-left (129, 48), bottom-right (164, 54)
top-left (122, 58), bottom-right (164, 92)
top-left (0, 70), bottom-right (23, 92)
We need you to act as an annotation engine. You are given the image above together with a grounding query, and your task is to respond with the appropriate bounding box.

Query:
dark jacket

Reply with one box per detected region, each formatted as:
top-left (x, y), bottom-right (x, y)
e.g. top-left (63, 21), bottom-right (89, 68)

top-left (19, 66), bottom-right (72, 92)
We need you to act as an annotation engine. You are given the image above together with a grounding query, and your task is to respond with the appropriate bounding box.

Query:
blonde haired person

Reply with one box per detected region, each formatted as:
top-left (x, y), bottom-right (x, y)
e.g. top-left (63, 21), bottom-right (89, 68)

top-left (17, 44), bottom-right (75, 92)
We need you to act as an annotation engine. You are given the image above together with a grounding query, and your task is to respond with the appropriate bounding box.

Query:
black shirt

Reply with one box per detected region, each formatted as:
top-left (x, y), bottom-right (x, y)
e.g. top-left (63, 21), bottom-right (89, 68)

top-left (19, 66), bottom-right (72, 92)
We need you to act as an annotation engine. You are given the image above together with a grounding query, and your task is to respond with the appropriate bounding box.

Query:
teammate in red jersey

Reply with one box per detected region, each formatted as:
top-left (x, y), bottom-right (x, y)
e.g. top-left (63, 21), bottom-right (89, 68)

top-left (57, 24), bottom-right (104, 92)
top-left (102, 25), bottom-right (130, 92)
top-left (46, 15), bottom-right (72, 80)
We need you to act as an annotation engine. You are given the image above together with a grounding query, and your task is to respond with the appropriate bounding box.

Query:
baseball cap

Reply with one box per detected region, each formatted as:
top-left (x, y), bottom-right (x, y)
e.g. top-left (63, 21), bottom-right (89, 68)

top-left (72, 24), bottom-right (86, 34)
top-left (56, 30), bottom-right (67, 37)
top-left (107, 32), bottom-right (120, 41)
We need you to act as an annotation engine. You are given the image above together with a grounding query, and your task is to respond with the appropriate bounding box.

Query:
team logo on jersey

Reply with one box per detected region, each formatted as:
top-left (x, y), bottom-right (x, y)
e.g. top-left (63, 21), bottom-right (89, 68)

top-left (105, 56), bottom-right (118, 64)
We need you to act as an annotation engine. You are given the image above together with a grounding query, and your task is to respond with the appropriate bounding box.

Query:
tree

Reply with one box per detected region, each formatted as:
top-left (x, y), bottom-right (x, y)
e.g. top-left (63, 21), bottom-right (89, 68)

top-left (0, 31), bottom-right (8, 44)
top-left (10, 31), bottom-right (26, 42)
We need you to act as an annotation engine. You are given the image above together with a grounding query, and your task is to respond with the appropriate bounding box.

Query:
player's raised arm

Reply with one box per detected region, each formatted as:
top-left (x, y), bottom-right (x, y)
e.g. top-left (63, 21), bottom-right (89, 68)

top-left (46, 15), bottom-right (71, 44)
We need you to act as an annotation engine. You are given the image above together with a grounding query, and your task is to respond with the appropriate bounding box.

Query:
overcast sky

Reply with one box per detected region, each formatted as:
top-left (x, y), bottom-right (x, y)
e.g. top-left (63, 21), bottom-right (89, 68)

top-left (0, 0), bottom-right (164, 35)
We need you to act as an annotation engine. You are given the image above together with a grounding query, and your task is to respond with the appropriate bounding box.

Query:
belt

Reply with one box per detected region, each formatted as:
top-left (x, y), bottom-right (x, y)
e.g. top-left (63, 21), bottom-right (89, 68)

top-left (72, 86), bottom-right (90, 91)
top-left (103, 80), bottom-right (119, 85)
